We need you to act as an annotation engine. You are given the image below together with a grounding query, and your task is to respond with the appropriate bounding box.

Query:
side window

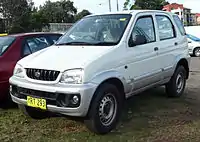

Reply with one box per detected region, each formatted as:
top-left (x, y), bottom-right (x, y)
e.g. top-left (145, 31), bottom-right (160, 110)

top-left (130, 16), bottom-right (156, 46)
top-left (173, 15), bottom-right (186, 36)
top-left (22, 36), bottom-right (50, 56)
top-left (49, 35), bottom-right (62, 44)
top-left (22, 43), bottom-right (32, 56)
top-left (36, 37), bottom-right (50, 46)
top-left (156, 15), bottom-right (176, 40)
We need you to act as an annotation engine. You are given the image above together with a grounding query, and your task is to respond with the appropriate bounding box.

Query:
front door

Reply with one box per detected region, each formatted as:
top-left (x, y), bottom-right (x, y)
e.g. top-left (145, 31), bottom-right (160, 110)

top-left (125, 13), bottom-right (161, 91)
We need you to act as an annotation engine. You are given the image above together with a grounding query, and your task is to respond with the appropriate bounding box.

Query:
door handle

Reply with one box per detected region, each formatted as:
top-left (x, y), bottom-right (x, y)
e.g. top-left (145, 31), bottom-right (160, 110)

top-left (175, 42), bottom-right (178, 46)
top-left (154, 47), bottom-right (159, 51)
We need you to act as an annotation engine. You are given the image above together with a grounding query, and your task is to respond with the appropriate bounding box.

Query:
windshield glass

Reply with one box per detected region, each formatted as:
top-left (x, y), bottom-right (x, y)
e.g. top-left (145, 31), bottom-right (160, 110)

top-left (0, 36), bottom-right (16, 56)
top-left (187, 34), bottom-right (200, 41)
top-left (56, 14), bottom-right (132, 46)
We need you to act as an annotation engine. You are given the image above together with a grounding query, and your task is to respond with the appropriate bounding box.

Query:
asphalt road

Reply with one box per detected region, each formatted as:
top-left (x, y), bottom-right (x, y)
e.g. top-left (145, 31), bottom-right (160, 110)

top-left (186, 57), bottom-right (200, 100)
top-left (190, 57), bottom-right (200, 72)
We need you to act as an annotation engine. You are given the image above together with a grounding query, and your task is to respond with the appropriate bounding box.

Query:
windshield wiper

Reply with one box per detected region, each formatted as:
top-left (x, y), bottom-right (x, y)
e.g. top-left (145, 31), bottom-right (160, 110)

top-left (56, 41), bottom-right (117, 46)
top-left (56, 42), bottom-right (95, 45)
top-left (92, 42), bottom-right (116, 46)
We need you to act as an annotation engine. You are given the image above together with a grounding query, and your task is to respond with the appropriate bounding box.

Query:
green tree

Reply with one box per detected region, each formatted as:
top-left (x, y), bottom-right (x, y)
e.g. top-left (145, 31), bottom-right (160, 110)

top-left (123, 0), bottom-right (130, 10)
top-left (0, 0), bottom-right (90, 33)
top-left (124, 0), bottom-right (169, 10)
top-left (0, 0), bottom-right (34, 33)
top-left (29, 8), bottom-right (49, 32)
top-left (39, 0), bottom-right (77, 23)
top-left (0, 19), bottom-right (5, 33)
top-left (75, 10), bottom-right (91, 22)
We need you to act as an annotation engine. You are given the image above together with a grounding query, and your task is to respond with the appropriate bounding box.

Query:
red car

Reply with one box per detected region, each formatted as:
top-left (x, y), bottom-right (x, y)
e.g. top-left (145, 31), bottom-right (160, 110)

top-left (0, 32), bottom-right (62, 100)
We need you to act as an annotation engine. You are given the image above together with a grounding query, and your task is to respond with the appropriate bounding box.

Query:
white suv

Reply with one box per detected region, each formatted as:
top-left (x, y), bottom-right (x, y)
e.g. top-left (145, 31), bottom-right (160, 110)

top-left (9, 10), bottom-right (190, 134)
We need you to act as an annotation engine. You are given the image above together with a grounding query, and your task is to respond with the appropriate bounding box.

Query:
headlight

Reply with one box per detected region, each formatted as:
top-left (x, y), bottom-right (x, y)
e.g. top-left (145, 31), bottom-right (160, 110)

top-left (13, 64), bottom-right (25, 78)
top-left (60, 69), bottom-right (84, 84)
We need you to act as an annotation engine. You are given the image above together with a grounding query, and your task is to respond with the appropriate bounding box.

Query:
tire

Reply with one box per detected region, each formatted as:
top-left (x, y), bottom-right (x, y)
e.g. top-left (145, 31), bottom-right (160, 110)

top-left (18, 104), bottom-right (49, 119)
top-left (165, 66), bottom-right (186, 97)
top-left (194, 47), bottom-right (200, 57)
top-left (84, 83), bottom-right (123, 134)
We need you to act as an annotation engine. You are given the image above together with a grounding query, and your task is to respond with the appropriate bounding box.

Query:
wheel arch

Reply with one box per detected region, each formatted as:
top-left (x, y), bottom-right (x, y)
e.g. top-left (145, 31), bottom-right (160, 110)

top-left (86, 76), bottom-right (126, 117)
top-left (193, 46), bottom-right (200, 56)
top-left (176, 58), bottom-right (189, 79)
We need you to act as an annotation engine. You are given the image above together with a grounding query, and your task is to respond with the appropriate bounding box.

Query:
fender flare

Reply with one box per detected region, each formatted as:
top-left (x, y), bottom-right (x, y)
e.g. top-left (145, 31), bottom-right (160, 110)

top-left (88, 70), bottom-right (130, 93)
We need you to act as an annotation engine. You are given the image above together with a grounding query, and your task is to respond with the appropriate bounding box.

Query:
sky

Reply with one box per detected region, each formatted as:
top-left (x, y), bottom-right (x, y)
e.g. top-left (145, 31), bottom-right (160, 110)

top-left (33, 0), bottom-right (200, 14)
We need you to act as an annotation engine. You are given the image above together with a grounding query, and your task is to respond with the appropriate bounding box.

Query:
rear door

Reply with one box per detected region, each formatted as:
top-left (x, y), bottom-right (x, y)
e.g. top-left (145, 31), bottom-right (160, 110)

top-left (155, 13), bottom-right (184, 80)
top-left (0, 36), bottom-right (19, 82)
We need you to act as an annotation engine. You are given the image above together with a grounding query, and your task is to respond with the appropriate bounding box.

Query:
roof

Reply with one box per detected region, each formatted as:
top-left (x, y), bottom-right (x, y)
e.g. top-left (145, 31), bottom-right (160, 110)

top-left (8, 32), bottom-right (62, 37)
top-left (162, 3), bottom-right (184, 11)
top-left (87, 10), bottom-right (172, 17)
top-left (183, 7), bottom-right (191, 10)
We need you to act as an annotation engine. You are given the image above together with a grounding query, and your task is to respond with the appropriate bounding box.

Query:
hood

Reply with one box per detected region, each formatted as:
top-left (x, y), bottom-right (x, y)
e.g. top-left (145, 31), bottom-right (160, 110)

top-left (188, 40), bottom-right (200, 48)
top-left (18, 45), bottom-right (112, 72)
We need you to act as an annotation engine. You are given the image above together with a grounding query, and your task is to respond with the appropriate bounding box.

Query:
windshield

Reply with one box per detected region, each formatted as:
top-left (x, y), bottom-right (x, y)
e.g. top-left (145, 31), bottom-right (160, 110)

top-left (0, 36), bottom-right (16, 56)
top-left (187, 34), bottom-right (200, 41)
top-left (56, 14), bottom-right (132, 46)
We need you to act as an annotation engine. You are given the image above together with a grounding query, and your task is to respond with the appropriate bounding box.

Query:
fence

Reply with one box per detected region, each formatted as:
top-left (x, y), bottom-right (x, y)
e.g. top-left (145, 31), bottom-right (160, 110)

top-left (43, 23), bottom-right (74, 33)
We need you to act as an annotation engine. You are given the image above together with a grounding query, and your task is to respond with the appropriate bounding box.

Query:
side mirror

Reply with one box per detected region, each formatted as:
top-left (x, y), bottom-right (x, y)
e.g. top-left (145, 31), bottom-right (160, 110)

top-left (129, 35), bottom-right (147, 47)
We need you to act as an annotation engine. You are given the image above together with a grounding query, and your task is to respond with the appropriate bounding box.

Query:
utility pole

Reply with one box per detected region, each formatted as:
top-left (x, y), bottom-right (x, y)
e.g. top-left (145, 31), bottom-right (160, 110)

top-left (116, 0), bottom-right (119, 11)
top-left (108, 0), bottom-right (111, 12)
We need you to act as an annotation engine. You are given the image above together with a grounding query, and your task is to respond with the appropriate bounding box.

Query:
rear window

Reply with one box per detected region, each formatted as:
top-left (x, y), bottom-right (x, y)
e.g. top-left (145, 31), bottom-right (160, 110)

top-left (0, 36), bottom-right (16, 56)
top-left (156, 15), bottom-right (176, 40)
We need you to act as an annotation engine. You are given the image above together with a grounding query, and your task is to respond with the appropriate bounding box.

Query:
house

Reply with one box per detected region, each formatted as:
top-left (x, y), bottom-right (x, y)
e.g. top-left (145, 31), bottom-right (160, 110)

top-left (163, 3), bottom-right (196, 26)
top-left (191, 13), bottom-right (197, 25)
top-left (196, 13), bottom-right (200, 25)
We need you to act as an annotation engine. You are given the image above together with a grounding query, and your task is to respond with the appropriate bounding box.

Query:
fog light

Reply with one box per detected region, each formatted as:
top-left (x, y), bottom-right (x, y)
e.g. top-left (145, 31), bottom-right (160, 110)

top-left (56, 94), bottom-right (81, 108)
top-left (71, 95), bottom-right (79, 104)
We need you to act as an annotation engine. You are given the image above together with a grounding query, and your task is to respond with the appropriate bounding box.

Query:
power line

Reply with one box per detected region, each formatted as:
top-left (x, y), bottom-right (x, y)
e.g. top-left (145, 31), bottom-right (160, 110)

top-left (108, 0), bottom-right (111, 12)
top-left (99, 0), bottom-right (119, 12)
top-left (116, 0), bottom-right (119, 11)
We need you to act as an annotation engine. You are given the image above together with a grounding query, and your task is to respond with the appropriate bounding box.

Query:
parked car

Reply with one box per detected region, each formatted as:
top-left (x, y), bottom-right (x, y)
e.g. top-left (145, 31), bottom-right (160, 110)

top-left (0, 32), bottom-right (62, 100)
top-left (9, 10), bottom-right (190, 134)
top-left (186, 34), bottom-right (200, 57)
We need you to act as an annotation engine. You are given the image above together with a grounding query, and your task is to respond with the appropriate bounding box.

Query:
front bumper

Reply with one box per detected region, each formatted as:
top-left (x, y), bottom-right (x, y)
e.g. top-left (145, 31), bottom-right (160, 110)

top-left (9, 76), bottom-right (98, 117)
top-left (189, 49), bottom-right (193, 55)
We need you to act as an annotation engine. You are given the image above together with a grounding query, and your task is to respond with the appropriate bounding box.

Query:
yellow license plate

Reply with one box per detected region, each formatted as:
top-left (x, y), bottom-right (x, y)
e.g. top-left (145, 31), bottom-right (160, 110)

top-left (27, 96), bottom-right (47, 110)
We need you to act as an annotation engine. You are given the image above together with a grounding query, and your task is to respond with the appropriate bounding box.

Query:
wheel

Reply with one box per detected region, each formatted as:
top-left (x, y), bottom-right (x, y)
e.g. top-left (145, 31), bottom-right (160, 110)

top-left (84, 83), bottom-right (123, 134)
top-left (165, 66), bottom-right (186, 97)
top-left (18, 104), bottom-right (49, 119)
top-left (194, 47), bottom-right (200, 57)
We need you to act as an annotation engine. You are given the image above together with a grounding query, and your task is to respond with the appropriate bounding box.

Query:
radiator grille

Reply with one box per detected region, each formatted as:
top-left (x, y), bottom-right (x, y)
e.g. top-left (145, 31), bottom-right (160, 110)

top-left (26, 68), bottom-right (60, 81)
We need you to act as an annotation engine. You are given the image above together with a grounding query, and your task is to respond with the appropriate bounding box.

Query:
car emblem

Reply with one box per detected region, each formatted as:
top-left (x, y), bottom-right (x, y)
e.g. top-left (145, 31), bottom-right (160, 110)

top-left (35, 71), bottom-right (41, 78)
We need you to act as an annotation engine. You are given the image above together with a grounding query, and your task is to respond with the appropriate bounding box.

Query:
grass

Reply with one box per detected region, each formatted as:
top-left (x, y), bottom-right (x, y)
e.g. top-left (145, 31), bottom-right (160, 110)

top-left (1, 87), bottom-right (200, 142)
